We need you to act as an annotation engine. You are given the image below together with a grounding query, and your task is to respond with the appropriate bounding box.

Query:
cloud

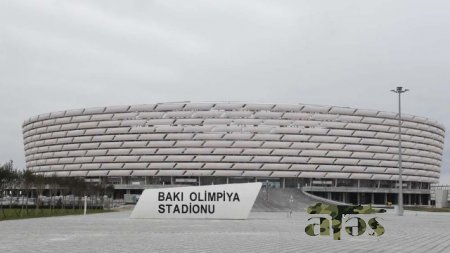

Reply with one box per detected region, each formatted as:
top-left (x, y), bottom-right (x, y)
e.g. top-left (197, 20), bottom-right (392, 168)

top-left (1, 0), bottom-right (450, 184)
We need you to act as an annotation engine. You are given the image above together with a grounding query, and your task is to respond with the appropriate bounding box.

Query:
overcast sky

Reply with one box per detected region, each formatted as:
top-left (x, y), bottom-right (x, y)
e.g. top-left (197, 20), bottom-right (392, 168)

top-left (1, 0), bottom-right (449, 184)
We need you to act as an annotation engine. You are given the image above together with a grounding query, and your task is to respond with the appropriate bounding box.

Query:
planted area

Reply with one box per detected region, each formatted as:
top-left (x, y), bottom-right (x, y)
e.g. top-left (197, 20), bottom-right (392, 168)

top-left (0, 160), bottom-right (116, 220)
top-left (0, 208), bottom-right (112, 220)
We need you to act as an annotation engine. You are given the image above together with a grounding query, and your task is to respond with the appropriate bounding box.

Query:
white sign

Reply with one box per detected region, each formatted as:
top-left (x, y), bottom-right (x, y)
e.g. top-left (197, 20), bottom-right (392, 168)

top-left (130, 182), bottom-right (262, 220)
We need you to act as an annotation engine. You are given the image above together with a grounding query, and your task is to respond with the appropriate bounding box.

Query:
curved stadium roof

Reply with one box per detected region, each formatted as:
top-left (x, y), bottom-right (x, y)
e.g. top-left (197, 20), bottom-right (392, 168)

top-left (22, 102), bottom-right (445, 183)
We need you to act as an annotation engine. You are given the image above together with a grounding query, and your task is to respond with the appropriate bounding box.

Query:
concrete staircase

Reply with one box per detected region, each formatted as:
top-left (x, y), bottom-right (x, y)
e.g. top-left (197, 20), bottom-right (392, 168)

top-left (251, 188), bottom-right (316, 212)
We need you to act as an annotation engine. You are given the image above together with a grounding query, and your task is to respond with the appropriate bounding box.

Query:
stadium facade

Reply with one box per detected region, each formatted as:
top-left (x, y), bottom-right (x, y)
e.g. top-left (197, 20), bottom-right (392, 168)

top-left (22, 102), bottom-right (445, 205)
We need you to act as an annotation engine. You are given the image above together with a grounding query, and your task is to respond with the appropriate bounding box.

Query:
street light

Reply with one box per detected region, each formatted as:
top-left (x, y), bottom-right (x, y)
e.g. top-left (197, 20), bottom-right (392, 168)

top-left (390, 86), bottom-right (409, 216)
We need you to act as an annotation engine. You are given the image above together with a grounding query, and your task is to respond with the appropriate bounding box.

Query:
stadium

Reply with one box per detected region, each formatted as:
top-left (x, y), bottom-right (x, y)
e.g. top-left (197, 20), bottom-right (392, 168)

top-left (22, 102), bottom-right (445, 205)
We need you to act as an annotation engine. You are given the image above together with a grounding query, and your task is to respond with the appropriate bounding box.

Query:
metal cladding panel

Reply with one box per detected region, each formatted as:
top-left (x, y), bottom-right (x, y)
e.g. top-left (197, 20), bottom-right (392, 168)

top-left (107, 149), bottom-right (131, 155)
top-left (213, 148), bottom-right (243, 155)
top-left (371, 174), bottom-right (392, 180)
top-left (70, 171), bottom-right (88, 177)
top-left (335, 158), bottom-right (359, 165)
top-left (122, 163), bottom-right (149, 169)
top-left (299, 172), bottom-right (327, 178)
top-left (104, 105), bottom-right (130, 113)
top-left (87, 170), bottom-right (109, 177)
top-left (222, 156), bottom-right (252, 162)
top-left (353, 131), bottom-right (376, 138)
top-left (64, 164), bottom-right (82, 170)
top-left (232, 163), bottom-right (262, 170)
top-left (280, 157), bottom-right (309, 163)
top-left (327, 151), bottom-right (352, 157)
top-left (358, 160), bottom-right (380, 166)
top-left (309, 157), bottom-right (335, 164)
top-left (272, 149), bottom-right (301, 156)
top-left (325, 172), bottom-right (350, 179)
top-left (175, 118), bottom-right (203, 125)
top-left (203, 163), bottom-right (233, 169)
top-left (290, 164), bottom-right (318, 171)
top-left (317, 165), bottom-right (343, 172)
top-left (175, 163), bottom-right (204, 169)
top-left (193, 155), bottom-right (223, 162)
top-left (301, 105), bottom-right (330, 113)
top-left (148, 141), bottom-right (176, 148)
top-left (243, 148), bottom-right (272, 155)
top-left (261, 164), bottom-right (290, 170)
top-left (122, 141), bottom-right (148, 148)
top-left (83, 107), bottom-right (105, 115)
top-left (131, 170), bottom-right (158, 176)
top-left (342, 166), bottom-right (366, 173)
top-left (242, 171), bottom-right (271, 177)
top-left (148, 163), bottom-right (176, 169)
top-left (22, 102), bottom-right (444, 183)
top-left (224, 133), bottom-right (253, 140)
top-left (271, 171), bottom-right (300, 177)
top-left (55, 171), bottom-right (71, 177)
top-left (80, 163), bottom-right (101, 170)
top-left (129, 104), bottom-right (156, 112)
top-left (252, 156), bottom-right (281, 163)
top-left (108, 170), bottom-right (132, 176)
top-left (157, 170), bottom-right (185, 176)
top-left (272, 104), bottom-right (303, 112)
top-left (253, 134), bottom-right (281, 141)
top-left (130, 148), bottom-right (157, 155)
top-left (204, 141), bottom-right (233, 147)
top-left (311, 113), bottom-right (338, 121)
top-left (214, 103), bottom-right (245, 110)
top-left (223, 111), bottom-right (253, 118)
top-left (261, 141), bottom-right (291, 149)
top-left (174, 141), bottom-right (203, 147)
top-left (245, 103), bottom-right (275, 111)
top-left (281, 135), bottom-right (310, 142)
top-left (300, 150), bottom-right (327, 156)
top-left (349, 173), bottom-right (372, 179)
top-left (184, 148), bottom-right (214, 154)
top-left (115, 156), bottom-right (140, 163)
top-left (91, 114), bottom-right (113, 121)
top-left (213, 170), bottom-right (243, 176)
top-left (184, 170), bottom-right (214, 176)
top-left (183, 103), bottom-right (214, 110)
top-left (139, 156), bottom-right (166, 162)
top-left (254, 111), bottom-right (283, 119)
top-left (74, 157), bottom-right (93, 163)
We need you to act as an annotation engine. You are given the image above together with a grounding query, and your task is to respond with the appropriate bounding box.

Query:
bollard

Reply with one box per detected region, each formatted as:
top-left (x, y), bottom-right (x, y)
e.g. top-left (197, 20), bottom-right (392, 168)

top-left (84, 196), bottom-right (87, 215)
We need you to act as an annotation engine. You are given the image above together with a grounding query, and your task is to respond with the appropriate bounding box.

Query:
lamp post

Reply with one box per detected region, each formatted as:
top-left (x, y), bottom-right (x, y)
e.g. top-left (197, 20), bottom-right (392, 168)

top-left (391, 86), bottom-right (409, 216)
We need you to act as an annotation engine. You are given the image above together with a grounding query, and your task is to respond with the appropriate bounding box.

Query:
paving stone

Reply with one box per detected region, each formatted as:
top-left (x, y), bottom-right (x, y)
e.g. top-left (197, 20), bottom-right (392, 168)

top-left (0, 210), bottom-right (449, 253)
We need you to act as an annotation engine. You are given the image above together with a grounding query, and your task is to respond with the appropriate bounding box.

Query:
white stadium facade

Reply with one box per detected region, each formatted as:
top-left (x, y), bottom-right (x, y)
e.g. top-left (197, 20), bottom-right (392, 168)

top-left (22, 102), bottom-right (445, 205)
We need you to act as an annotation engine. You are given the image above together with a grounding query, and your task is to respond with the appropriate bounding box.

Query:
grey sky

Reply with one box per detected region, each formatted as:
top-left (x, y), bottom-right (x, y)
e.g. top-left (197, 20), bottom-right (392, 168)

top-left (1, 0), bottom-right (449, 183)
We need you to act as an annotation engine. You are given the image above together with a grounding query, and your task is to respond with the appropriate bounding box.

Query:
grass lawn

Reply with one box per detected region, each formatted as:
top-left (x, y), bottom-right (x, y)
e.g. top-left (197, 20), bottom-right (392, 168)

top-left (0, 208), bottom-right (114, 221)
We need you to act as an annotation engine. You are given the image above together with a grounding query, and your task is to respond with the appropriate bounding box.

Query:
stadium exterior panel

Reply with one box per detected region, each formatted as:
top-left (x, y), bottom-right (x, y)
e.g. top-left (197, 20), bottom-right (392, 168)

top-left (22, 102), bottom-right (445, 204)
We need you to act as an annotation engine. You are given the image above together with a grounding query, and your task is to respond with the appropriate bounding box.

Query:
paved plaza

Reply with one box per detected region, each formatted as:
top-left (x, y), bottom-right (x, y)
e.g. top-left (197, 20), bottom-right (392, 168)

top-left (1, 210), bottom-right (449, 253)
